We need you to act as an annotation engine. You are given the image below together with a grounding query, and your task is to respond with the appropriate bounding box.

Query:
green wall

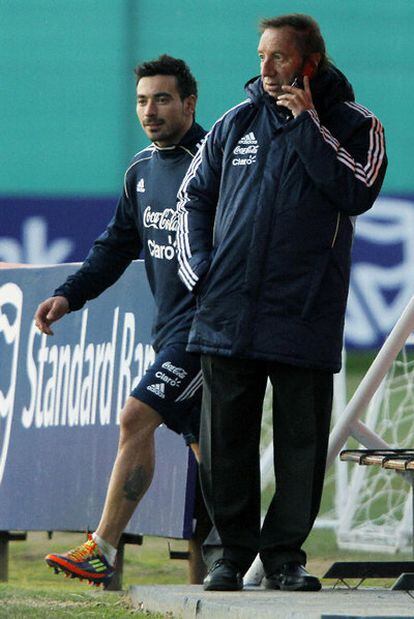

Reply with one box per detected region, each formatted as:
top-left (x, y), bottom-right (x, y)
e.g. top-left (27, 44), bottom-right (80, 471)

top-left (1, 0), bottom-right (413, 195)
top-left (1, 0), bottom-right (133, 195)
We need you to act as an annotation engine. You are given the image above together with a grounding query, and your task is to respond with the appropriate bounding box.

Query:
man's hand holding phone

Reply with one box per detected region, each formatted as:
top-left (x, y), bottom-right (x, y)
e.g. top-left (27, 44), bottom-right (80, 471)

top-left (276, 75), bottom-right (316, 118)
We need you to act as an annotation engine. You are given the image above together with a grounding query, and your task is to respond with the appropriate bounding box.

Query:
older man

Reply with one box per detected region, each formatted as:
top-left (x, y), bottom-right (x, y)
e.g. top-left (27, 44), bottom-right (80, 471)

top-left (177, 14), bottom-right (387, 591)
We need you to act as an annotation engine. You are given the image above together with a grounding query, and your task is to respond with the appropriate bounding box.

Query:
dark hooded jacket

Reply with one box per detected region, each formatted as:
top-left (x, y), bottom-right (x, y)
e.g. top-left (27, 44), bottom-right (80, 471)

top-left (177, 67), bottom-right (387, 371)
top-left (54, 122), bottom-right (206, 352)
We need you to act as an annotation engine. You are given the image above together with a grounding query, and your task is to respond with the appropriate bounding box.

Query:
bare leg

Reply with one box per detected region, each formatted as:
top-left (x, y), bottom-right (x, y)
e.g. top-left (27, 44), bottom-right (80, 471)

top-left (95, 396), bottom-right (162, 548)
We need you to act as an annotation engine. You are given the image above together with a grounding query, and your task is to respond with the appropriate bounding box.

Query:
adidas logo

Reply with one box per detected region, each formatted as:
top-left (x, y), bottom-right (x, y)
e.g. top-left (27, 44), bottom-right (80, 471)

top-left (147, 383), bottom-right (165, 398)
top-left (239, 132), bottom-right (257, 145)
top-left (136, 178), bottom-right (145, 193)
top-left (89, 559), bottom-right (107, 572)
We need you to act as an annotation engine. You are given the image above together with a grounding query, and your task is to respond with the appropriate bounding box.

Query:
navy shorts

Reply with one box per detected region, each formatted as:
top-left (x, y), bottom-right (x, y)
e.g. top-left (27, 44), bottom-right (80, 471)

top-left (130, 343), bottom-right (202, 445)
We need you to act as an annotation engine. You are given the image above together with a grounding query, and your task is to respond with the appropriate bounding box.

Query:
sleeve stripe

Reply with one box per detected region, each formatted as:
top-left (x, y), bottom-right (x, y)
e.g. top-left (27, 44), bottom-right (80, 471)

top-left (177, 144), bottom-right (206, 288)
top-left (307, 104), bottom-right (385, 188)
top-left (177, 100), bottom-right (249, 289)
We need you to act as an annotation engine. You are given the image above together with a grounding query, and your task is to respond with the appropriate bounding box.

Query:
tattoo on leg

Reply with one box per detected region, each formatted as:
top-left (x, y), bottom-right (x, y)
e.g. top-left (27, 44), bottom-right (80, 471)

top-left (123, 466), bottom-right (148, 502)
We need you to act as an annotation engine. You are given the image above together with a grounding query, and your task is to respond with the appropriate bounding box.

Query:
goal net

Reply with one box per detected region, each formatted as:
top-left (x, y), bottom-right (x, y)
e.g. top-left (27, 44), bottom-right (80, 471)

top-left (336, 341), bottom-right (414, 553)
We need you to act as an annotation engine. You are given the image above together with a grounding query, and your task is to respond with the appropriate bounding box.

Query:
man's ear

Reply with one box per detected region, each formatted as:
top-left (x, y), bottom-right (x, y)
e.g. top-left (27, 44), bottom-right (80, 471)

top-left (184, 94), bottom-right (197, 116)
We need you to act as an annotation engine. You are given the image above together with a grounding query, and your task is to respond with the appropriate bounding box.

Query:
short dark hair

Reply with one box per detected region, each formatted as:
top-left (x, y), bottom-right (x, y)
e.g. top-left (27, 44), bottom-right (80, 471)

top-left (134, 54), bottom-right (198, 100)
top-left (260, 14), bottom-right (329, 72)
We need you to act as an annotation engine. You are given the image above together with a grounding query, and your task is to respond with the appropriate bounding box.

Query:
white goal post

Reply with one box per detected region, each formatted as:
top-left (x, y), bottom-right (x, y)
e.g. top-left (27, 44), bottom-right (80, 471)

top-left (327, 295), bottom-right (414, 468)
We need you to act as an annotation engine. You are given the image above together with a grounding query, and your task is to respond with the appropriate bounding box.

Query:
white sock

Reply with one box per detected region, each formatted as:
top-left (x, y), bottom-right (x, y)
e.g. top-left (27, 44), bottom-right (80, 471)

top-left (92, 532), bottom-right (117, 566)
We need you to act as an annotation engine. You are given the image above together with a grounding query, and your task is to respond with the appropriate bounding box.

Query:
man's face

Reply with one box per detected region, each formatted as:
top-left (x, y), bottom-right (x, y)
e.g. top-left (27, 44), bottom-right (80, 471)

top-left (136, 75), bottom-right (195, 147)
top-left (258, 27), bottom-right (304, 99)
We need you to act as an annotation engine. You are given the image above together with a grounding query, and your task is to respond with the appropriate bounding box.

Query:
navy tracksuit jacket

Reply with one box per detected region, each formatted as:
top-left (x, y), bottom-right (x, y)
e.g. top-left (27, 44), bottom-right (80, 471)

top-left (177, 66), bottom-right (387, 372)
top-left (55, 123), bottom-right (206, 352)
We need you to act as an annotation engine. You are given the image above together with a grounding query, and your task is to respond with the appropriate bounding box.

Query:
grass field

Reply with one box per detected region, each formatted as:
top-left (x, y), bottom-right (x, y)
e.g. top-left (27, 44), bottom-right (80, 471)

top-left (1, 531), bottom-right (189, 617)
top-left (2, 350), bottom-right (412, 616)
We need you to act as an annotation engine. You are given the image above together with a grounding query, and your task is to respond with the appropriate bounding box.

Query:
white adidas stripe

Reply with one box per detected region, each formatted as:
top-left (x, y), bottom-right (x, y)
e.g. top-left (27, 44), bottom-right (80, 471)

top-left (177, 100), bottom-right (250, 291)
top-left (175, 370), bottom-right (203, 402)
top-left (307, 105), bottom-right (385, 188)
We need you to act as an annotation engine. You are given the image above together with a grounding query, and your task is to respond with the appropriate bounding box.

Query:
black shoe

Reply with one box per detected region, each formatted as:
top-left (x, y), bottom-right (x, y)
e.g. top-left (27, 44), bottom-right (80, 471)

top-left (203, 558), bottom-right (243, 591)
top-left (264, 562), bottom-right (321, 591)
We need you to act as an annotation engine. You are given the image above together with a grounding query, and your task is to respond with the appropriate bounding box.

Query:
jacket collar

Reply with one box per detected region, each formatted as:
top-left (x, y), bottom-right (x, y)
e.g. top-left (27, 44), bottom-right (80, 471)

top-left (153, 122), bottom-right (206, 153)
top-left (244, 63), bottom-right (355, 121)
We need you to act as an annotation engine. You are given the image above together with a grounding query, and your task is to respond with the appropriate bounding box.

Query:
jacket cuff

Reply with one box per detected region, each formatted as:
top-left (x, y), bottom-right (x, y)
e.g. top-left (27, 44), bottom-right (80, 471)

top-left (283, 108), bottom-right (318, 134)
top-left (53, 288), bottom-right (80, 312)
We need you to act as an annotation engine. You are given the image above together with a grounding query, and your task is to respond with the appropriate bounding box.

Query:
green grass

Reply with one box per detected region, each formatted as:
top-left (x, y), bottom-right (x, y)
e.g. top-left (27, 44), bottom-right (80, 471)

top-left (0, 585), bottom-right (142, 618)
top-left (1, 531), bottom-right (190, 617)
top-left (346, 350), bottom-right (377, 399)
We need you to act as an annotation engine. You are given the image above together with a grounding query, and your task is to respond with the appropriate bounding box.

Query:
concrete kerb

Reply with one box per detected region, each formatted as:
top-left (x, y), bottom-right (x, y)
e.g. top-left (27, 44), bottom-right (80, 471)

top-left (129, 584), bottom-right (414, 619)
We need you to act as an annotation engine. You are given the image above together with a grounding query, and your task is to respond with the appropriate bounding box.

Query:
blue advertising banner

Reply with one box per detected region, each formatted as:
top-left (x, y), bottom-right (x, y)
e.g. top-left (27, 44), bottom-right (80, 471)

top-left (2, 194), bottom-right (414, 349)
top-left (0, 196), bottom-right (116, 264)
top-left (0, 262), bottom-right (196, 538)
top-left (345, 195), bottom-right (414, 348)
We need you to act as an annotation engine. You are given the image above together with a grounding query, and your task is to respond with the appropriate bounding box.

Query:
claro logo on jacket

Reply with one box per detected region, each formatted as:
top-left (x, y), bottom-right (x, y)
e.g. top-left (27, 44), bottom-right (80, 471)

top-left (143, 206), bottom-right (178, 260)
top-left (232, 132), bottom-right (259, 166)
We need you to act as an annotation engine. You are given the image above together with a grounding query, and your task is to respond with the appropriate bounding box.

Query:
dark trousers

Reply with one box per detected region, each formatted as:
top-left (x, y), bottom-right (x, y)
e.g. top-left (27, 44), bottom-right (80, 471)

top-left (200, 354), bottom-right (333, 576)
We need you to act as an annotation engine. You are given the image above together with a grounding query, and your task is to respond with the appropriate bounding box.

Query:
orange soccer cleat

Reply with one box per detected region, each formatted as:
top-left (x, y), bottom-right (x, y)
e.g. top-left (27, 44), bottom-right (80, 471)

top-left (45, 534), bottom-right (114, 587)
